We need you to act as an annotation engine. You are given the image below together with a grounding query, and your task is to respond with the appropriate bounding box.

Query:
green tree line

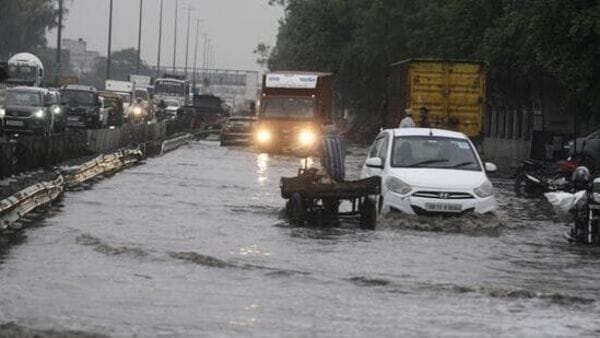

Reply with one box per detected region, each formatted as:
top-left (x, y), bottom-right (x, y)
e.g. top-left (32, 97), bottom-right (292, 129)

top-left (263, 0), bottom-right (600, 129)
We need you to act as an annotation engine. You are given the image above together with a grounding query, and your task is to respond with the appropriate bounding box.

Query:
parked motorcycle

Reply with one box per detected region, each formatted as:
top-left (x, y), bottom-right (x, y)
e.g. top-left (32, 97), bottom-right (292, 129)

top-left (514, 159), bottom-right (578, 197)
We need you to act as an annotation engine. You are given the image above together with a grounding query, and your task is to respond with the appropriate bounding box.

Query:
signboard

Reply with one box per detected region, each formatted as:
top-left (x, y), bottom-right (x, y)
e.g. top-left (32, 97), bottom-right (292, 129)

top-left (265, 73), bottom-right (318, 89)
top-left (129, 74), bottom-right (153, 87)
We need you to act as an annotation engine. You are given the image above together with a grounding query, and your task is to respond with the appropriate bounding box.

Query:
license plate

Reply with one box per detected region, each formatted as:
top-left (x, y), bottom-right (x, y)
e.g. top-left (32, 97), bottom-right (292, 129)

top-left (5, 120), bottom-right (24, 126)
top-left (424, 202), bottom-right (462, 213)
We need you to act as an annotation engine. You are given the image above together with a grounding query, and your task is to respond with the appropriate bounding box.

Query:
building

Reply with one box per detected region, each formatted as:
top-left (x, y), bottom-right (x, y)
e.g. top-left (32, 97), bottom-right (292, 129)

top-left (62, 38), bottom-right (100, 75)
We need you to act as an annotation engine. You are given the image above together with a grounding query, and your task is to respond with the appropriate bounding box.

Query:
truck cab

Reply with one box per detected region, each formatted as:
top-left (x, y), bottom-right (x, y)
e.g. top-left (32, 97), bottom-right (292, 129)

top-left (255, 72), bottom-right (334, 153)
top-left (60, 84), bottom-right (106, 129)
top-left (6, 53), bottom-right (44, 87)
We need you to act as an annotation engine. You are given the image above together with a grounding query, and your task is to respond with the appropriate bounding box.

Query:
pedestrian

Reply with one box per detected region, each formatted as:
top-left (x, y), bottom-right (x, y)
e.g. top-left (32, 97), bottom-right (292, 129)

top-left (399, 108), bottom-right (416, 128)
top-left (419, 106), bottom-right (431, 128)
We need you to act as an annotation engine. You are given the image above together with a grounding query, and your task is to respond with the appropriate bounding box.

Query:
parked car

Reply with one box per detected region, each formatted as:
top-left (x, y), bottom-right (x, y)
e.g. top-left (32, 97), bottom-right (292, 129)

top-left (220, 116), bottom-right (257, 146)
top-left (60, 84), bottom-right (108, 129)
top-left (0, 86), bottom-right (61, 135)
top-left (361, 128), bottom-right (497, 215)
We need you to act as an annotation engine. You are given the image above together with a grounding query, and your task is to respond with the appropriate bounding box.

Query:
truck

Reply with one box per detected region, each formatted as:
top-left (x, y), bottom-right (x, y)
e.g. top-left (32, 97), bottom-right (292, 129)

top-left (6, 53), bottom-right (45, 87)
top-left (153, 78), bottom-right (191, 114)
top-left (105, 80), bottom-right (148, 122)
top-left (386, 59), bottom-right (485, 140)
top-left (255, 72), bottom-right (334, 153)
top-left (60, 84), bottom-right (108, 129)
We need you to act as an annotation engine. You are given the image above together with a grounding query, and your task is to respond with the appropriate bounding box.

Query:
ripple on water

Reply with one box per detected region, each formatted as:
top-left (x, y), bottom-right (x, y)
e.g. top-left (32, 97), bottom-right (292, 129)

top-left (379, 213), bottom-right (505, 236)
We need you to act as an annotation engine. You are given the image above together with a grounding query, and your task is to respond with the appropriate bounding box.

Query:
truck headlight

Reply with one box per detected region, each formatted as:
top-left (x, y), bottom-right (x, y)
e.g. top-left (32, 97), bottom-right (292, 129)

top-left (256, 129), bottom-right (272, 144)
top-left (33, 110), bottom-right (45, 119)
top-left (0, 108), bottom-right (5, 119)
top-left (53, 107), bottom-right (61, 114)
top-left (298, 129), bottom-right (317, 147)
top-left (474, 180), bottom-right (494, 198)
top-left (385, 176), bottom-right (412, 195)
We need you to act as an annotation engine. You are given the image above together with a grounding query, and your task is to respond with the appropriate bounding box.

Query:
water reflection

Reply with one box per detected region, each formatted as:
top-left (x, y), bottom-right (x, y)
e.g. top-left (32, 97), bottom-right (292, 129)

top-left (256, 153), bottom-right (269, 184)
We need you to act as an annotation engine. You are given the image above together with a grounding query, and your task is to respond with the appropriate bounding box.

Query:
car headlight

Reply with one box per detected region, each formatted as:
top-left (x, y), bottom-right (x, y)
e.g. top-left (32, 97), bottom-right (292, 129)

top-left (298, 129), bottom-right (317, 147)
top-left (256, 129), bottom-right (272, 144)
top-left (385, 176), bottom-right (412, 195)
top-left (474, 180), bottom-right (494, 198)
top-left (0, 108), bottom-right (5, 119)
top-left (33, 110), bottom-right (45, 119)
top-left (53, 107), bottom-right (61, 114)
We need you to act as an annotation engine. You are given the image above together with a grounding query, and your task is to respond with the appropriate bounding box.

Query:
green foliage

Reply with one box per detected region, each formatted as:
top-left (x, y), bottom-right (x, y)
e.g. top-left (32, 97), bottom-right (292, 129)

top-left (0, 0), bottom-right (66, 57)
top-left (264, 0), bottom-right (600, 122)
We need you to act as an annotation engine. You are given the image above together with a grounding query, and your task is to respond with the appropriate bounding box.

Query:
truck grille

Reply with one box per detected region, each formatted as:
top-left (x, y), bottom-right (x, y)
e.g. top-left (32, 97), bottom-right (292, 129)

top-left (412, 191), bottom-right (474, 200)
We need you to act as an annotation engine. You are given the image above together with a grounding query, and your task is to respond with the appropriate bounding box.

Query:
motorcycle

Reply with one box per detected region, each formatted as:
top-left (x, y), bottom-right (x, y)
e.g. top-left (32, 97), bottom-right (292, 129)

top-left (514, 159), bottom-right (578, 197)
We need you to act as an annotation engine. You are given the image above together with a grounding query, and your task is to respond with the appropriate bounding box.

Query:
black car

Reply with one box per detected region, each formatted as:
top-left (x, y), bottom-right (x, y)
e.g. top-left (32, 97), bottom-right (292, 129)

top-left (60, 85), bottom-right (108, 129)
top-left (220, 116), bottom-right (257, 146)
top-left (1, 86), bottom-right (61, 135)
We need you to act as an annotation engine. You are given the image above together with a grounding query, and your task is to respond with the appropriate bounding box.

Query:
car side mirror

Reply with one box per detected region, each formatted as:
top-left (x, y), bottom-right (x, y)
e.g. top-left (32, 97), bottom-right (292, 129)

top-left (484, 162), bottom-right (497, 173)
top-left (366, 157), bottom-right (384, 169)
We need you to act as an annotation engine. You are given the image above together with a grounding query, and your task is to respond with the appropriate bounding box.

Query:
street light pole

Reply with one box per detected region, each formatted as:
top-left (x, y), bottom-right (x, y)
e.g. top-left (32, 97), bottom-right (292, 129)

top-left (55, 0), bottom-right (63, 86)
top-left (192, 18), bottom-right (200, 92)
top-left (184, 6), bottom-right (192, 78)
top-left (172, 0), bottom-right (178, 73)
top-left (106, 0), bottom-right (113, 80)
top-left (136, 0), bottom-right (143, 74)
top-left (156, 0), bottom-right (163, 77)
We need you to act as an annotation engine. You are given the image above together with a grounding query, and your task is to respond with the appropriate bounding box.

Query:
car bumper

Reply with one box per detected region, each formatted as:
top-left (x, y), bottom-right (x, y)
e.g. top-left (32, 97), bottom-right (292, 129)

top-left (2, 117), bottom-right (47, 133)
top-left (66, 115), bottom-right (95, 127)
top-left (381, 190), bottom-right (497, 215)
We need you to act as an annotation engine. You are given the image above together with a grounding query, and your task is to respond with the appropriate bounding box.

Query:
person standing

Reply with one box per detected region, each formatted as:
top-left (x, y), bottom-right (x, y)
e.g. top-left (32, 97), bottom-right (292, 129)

top-left (399, 108), bottom-right (416, 128)
top-left (419, 106), bottom-right (431, 128)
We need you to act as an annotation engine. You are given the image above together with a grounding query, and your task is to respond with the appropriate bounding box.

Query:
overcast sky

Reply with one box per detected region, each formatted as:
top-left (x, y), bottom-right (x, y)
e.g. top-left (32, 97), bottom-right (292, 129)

top-left (46, 0), bottom-right (283, 72)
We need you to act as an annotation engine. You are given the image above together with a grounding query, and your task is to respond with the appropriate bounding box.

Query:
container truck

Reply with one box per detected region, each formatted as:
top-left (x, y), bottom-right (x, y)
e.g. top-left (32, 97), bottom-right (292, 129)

top-left (255, 72), bottom-right (334, 153)
top-left (387, 59), bottom-right (485, 140)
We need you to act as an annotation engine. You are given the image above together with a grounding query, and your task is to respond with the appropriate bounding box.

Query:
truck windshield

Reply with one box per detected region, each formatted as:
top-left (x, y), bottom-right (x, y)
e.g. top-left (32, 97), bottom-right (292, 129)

top-left (7, 91), bottom-right (41, 106)
top-left (8, 66), bottom-right (37, 81)
top-left (260, 97), bottom-right (315, 119)
top-left (155, 82), bottom-right (184, 95)
top-left (391, 136), bottom-right (481, 171)
top-left (135, 90), bottom-right (149, 101)
top-left (61, 90), bottom-right (96, 106)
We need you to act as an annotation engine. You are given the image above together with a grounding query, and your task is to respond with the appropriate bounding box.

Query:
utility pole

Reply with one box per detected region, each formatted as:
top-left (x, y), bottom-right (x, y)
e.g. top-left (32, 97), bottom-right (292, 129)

top-left (107, 0), bottom-right (113, 80)
top-left (172, 0), bottom-right (178, 72)
top-left (55, 0), bottom-right (63, 86)
top-left (192, 18), bottom-right (200, 93)
top-left (136, 0), bottom-right (143, 74)
top-left (184, 6), bottom-right (192, 78)
top-left (156, 0), bottom-right (163, 77)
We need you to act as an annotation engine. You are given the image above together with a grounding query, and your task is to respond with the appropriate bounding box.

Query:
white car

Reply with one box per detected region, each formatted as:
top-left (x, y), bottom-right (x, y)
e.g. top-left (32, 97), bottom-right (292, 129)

top-left (361, 128), bottom-right (497, 215)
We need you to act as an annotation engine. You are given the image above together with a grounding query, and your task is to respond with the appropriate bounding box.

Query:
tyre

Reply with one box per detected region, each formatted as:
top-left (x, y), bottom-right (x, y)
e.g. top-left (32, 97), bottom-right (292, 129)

top-left (289, 193), bottom-right (306, 225)
top-left (360, 197), bottom-right (377, 230)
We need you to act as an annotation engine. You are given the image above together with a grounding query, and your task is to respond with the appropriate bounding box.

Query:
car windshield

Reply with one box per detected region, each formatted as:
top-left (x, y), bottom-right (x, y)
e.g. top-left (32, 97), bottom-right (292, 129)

top-left (61, 90), bottom-right (96, 106)
top-left (8, 66), bottom-right (37, 80)
top-left (260, 97), bottom-right (315, 119)
top-left (391, 136), bottom-right (481, 171)
top-left (155, 82), bottom-right (184, 95)
top-left (135, 90), bottom-right (149, 100)
top-left (7, 91), bottom-right (41, 106)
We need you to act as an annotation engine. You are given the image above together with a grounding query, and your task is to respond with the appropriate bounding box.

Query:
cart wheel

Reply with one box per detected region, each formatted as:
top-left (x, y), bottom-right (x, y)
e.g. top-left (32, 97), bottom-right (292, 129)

top-left (289, 193), bottom-right (306, 225)
top-left (360, 198), bottom-right (377, 230)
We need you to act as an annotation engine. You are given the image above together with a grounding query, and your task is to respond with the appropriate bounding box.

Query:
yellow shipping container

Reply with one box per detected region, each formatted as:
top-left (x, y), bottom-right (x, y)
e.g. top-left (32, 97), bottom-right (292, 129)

top-left (387, 59), bottom-right (486, 139)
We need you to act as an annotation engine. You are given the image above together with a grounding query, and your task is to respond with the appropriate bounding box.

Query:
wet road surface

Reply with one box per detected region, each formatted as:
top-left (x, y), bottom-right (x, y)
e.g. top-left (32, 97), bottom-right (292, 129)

top-left (1, 141), bottom-right (600, 336)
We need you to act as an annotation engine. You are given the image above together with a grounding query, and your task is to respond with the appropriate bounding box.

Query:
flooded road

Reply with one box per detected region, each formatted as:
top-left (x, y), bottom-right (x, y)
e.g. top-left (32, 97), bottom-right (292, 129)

top-left (1, 141), bottom-right (600, 337)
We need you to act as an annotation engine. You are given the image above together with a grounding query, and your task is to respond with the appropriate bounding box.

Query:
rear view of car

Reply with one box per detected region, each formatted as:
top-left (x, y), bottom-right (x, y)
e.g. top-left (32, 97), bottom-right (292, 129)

top-left (221, 116), bottom-right (257, 146)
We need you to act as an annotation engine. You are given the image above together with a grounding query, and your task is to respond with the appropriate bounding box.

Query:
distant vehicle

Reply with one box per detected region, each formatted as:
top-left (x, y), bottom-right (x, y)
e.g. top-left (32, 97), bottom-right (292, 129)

top-left (220, 116), bottom-right (257, 146)
top-left (105, 80), bottom-right (135, 114)
top-left (98, 91), bottom-right (125, 127)
top-left (154, 78), bottom-right (191, 109)
top-left (60, 84), bottom-right (108, 129)
top-left (192, 94), bottom-right (228, 129)
top-left (361, 128), bottom-right (497, 216)
top-left (255, 72), bottom-right (334, 153)
top-left (387, 59), bottom-right (486, 141)
top-left (1, 86), bottom-right (62, 135)
top-left (566, 129), bottom-right (600, 172)
top-left (6, 53), bottom-right (45, 87)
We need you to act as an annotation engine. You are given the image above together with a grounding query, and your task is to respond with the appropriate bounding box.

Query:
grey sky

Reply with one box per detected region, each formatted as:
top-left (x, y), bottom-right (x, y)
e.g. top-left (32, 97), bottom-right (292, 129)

top-left (46, 0), bottom-right (283, 72)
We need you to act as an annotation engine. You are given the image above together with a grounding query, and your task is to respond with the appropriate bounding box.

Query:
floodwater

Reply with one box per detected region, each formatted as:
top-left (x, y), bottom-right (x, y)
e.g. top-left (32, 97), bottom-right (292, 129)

top-left (1, 141), bottom-right (599, 337)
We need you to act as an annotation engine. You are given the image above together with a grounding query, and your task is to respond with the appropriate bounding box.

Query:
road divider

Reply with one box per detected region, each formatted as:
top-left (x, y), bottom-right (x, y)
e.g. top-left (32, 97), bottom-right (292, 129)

top-left (0, 174), bottom-right (64, 230)
top-left (160, 133), bottom-right (192, 155)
